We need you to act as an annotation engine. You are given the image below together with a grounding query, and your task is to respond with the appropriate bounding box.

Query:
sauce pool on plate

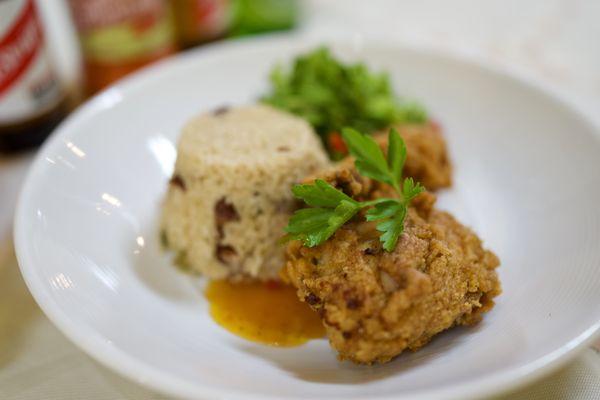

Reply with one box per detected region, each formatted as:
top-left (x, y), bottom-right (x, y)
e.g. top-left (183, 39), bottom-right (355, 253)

top-left (205, 280), bottom-right (325, 346)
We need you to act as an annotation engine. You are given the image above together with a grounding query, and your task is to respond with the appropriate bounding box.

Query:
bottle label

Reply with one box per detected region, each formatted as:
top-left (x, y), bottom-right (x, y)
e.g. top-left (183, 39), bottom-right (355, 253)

top-left (188, 0), bottom-right (232, 40)
top-left (68, 0), bottom-right (175, 64)
top-left (0, 0), bottom-right (61, 124)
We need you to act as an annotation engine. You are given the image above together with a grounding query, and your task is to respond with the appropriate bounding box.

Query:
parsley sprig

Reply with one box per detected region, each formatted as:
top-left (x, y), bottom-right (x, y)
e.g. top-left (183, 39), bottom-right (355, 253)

top-left (284, 128), bottom-right (424, 252)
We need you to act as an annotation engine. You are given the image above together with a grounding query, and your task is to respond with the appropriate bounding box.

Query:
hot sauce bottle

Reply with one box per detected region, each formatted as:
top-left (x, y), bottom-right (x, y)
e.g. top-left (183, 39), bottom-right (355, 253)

top-left (67, 0), bottom-right (177, 96)
top-left (172, 0), bottom-right (233, 48)
top-left (0, 0), bottom-right (68, 152)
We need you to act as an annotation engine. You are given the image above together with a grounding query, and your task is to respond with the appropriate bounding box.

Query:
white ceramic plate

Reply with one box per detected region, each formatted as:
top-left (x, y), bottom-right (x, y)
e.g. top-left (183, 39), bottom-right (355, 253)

top-left (15, 36), bottom-right (600, 400)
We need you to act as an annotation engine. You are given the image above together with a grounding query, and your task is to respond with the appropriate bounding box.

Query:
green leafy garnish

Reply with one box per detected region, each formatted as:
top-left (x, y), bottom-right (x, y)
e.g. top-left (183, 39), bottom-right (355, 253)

top-left (262, 47), bottom-right (427, 152)
top-left (284, 128), bottom-right (424, 252)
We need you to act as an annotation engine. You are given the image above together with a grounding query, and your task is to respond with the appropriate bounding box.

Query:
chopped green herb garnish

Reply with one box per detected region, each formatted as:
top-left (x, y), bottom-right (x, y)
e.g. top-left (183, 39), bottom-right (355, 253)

top-left (284, 128), bottom-right (424, 252)
top-left (262, 47), bottom-right (427, 152)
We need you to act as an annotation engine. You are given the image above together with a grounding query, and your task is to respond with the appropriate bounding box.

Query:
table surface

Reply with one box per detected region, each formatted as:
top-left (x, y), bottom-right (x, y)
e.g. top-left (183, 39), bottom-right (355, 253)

top-left (2, 0), bottom-right (600, 399)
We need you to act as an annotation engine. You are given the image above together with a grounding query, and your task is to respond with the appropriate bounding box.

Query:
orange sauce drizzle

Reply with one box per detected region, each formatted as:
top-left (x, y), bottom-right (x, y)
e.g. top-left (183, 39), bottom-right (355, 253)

top-left (205, 280), bottom-right (325, 346)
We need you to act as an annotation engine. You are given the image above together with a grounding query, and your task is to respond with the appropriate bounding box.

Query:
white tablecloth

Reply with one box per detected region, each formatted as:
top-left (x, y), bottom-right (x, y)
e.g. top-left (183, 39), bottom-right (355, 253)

top-left (2, 0), bottom-right (600, 398)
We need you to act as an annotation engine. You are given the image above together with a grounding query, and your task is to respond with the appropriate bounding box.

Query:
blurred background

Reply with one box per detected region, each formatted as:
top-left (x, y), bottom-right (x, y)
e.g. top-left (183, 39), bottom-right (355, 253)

top-left (3, 0), bottom-right (600, 154)
top-left (1, 0), bottom-right (600, 398)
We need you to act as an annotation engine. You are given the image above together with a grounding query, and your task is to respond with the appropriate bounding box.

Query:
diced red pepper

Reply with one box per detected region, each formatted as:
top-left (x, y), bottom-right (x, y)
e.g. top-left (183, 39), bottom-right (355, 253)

top-left (328, 131), bottom-right (347, 154)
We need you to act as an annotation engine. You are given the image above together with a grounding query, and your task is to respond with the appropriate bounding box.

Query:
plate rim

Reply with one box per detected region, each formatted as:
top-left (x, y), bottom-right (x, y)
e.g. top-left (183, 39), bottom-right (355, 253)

top-left (14, 33), bottom-right (600, 400)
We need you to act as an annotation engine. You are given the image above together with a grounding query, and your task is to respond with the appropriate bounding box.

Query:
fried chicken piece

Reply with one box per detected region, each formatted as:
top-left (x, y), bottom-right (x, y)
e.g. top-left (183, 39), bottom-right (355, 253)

top-left (283, 166), bottom-right (500, 364)
top-left (374, 121), bottom-right (452, 190)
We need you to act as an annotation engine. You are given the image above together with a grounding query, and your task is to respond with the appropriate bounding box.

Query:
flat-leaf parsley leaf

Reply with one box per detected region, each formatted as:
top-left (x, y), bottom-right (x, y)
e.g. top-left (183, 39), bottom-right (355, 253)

top-left (284, 129), bottom-right (424, 252)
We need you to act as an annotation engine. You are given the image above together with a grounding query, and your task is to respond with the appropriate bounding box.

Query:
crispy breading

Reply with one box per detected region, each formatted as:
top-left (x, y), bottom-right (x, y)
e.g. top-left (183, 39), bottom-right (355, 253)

top-left (283, 166), bottom-right (500, 364)
top-left (374, 122), bottom-right (452, 190)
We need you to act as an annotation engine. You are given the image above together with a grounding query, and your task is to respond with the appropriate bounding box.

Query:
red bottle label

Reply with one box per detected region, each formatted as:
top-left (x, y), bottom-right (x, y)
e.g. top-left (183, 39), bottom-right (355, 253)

top-left (0, 0), bottom-right (60, 124)
top-left (68, 0), bottom-right (167, 32)
top-left (0, 0), bottom-right (43, 98)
